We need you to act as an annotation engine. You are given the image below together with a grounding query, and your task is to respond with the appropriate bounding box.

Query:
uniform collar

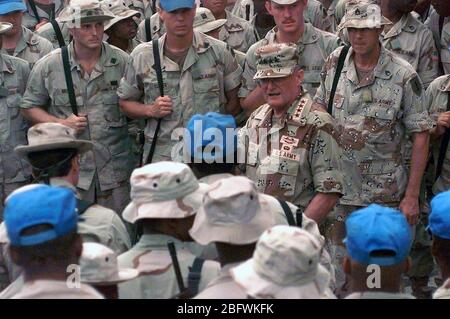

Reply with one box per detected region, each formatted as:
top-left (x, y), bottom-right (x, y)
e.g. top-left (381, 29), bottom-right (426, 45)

top-left (383, 13), bottom-right (417, 39)
top-left (49, 177), bottom-right (80, 198)
top-left (345, 45), bottom-right (393, 87)
top-left (13, 27), bottom-right (38, 56)
top-left (0, 54), bottom-right (15, 74)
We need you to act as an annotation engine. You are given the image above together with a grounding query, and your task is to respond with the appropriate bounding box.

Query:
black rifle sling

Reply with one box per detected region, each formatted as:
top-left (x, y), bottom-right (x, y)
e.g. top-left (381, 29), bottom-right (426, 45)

top-left (28, 0), bottom-right (41, 23)
top-left (187, 257), bottom-right (205, 296)
top-left (277, 198), bottom-right (296, 227)
top-left (50, 19), bottom-right (65, 48)
top-left (145, 17), bottom-right (152, 42)
top-left (436, 93), bottom-right (450, 180)
top-left (245, 4), bottom-right (251, 21)
top-left (146, 39), bottom-right (164, 164)
top-left (61, 46), bottom-right (78, 116)
top-left (327, 45), bottom-right (350, 115)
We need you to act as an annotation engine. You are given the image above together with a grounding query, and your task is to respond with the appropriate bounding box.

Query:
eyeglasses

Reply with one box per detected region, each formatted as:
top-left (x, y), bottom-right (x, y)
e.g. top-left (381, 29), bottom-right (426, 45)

top-left (256, 77), bottom-right (288, 87)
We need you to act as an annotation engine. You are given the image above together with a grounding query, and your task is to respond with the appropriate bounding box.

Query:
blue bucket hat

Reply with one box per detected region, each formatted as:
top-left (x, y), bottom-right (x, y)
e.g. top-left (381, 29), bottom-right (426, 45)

top-left (344, 204), bottom-right (413, 266)
top-left (4, 185), bottom-right (78, 247)
top-left (429, 190), bottom-right (450, 239)
top-left (159, 0), bottom-right (195, 12)
top-left (185, 112), bottom-right (237, 163)
top-left (0, 0), bottom-right (27, 15)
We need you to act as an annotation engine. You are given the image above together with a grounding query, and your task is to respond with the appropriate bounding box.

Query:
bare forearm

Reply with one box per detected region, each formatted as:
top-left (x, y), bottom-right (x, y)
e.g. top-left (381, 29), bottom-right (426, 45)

top-left (240, 87), bottom-right (266, 116)
top-left (119, 99), bottom-right (151, 119)
top-left (304, 193), bottom-right (340, 224)
top-left (20, 107), bottom-right (63, 124)
top-left (225, 87), bottom-right (242, 117)
top-left (405, 131), bottom-right (430, 199)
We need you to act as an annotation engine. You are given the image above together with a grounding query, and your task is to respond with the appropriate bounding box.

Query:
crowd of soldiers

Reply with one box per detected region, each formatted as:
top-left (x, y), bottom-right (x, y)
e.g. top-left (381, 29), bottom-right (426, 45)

top-left (0, 0), bottom-right (449, 299)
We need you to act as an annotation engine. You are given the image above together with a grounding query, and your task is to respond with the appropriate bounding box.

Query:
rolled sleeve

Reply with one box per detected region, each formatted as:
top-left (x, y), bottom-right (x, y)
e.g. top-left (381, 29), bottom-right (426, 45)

top-left (117, 54), bottom-right (144, 101)
top-left (21, 60), bottom-right (50, 109)
top-left (223, 48), bottom-right (243, 92)
top-left (402, 75), bottom-right (433, 134)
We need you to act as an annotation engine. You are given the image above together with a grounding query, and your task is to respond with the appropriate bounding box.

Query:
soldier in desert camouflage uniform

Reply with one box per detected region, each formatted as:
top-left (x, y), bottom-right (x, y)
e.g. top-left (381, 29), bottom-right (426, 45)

top-left (22, 0), bottom-right (66, 31)
top-left (426, 0), bottom-right (450, 75)
top-left (118, 162), bottom-right (221, 299)
top-left (239, 0), bottom-right (340, 114)
top-left (313, 0), bottom-right (432, 296)
top-left (0, 0), bottom-right (53, 67)
top-left (20, 0), bottom-right (134, 214)
top-left (239, 43), bottom-right (344, 224)
top-left (118, 0), bottom-right (242, 164)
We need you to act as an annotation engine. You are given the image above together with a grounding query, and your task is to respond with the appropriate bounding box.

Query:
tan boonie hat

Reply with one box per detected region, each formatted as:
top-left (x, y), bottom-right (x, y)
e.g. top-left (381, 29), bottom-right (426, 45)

top-left (189, 176), bottom-right (277, 245)
top-left (59, 0), bottom-right (115, 24)
top-left (15, 123), bottom-right (93, 158)
top-left (338, 0), bottom-right (391, 31)
top-left (193, 7), bottom-right (227, 34)
top-left (253, 43), bottom-right (299, 80)
top-left (0, 22), bottom-right (12, 34)
top-left (231, 225), bottom-right (333, 299)
top-left (123, 162), bottom-right (208, 224)
top-left (103, 0), bottom-right (141, 31)
top-left (80, 242), bottom-right (139, 285)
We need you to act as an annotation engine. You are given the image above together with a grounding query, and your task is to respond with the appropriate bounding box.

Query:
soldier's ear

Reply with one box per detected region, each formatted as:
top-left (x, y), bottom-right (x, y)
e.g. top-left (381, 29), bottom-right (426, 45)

top-left (294, 68), bottom-right (304, 85)
top-left (265, 1), bottom-right (272, 15)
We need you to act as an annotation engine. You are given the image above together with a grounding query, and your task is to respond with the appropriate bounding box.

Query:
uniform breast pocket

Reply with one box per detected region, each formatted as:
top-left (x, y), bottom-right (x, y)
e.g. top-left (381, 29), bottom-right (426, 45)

top-left (6, 94), bottom-right (21, 121)
top-left (102, 90), bottom-right (122, 124)
top-left (363, 106), bottom-right (396, 144)
top-left (192, 68), bottom-right (221, 112)
top-left (259, 153), bottom-right (300, 192)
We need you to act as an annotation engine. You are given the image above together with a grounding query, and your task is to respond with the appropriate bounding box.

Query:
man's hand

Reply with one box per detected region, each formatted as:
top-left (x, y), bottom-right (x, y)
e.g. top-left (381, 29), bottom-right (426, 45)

top-left (60, 113), bottom-right (88, 133)
top-left (34, 19), bottom-right (49, 31)
top-left (146, 95), bottom-right (173, 118)
top-left (399, 195), bottom-right (420, 225)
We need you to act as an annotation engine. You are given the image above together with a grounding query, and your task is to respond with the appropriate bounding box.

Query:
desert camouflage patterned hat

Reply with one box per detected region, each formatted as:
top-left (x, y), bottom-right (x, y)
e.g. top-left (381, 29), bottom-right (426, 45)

top-left (80, 242), bottom-right (139, 285)
top-left (338, 0), bottom-right (391, 31)
top-left (193, 7), bottom-right (227, 34)
top-left (59, 0), bottom-right (115, 25)
top-left (253, 43), bottom-right (299, 80)
top-left (123, 162), bottom-right (208, 223)
top-left (189, 176), bottom-right (277, 245)
top-left (231, 225), bottom-right (335, 299)
top-left (103, 0), bottom-right (141, 31)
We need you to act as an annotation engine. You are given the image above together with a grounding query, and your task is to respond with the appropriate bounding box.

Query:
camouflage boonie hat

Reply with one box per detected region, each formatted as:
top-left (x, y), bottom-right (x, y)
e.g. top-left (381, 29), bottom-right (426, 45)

top-left (189, 176), bottom-right (277, 245)
top-left (193, 7), bottom-right (227, 34)
top-left (338, 0), bottom-right (391, 31)
top-left (231, 226), bottom-right (333, 299)
top-left (103, 0), bottom-right (141, 31)
top-left (59, 0), bottom-right (115, 25)
top-left (80, 242), bottom-right (138, 285)
top-left (253, 43), bottom-right (299, 80)
top-left (15, 123), bottom-right (93, 158)
top-left (123, 162), bottom-right (208, 223)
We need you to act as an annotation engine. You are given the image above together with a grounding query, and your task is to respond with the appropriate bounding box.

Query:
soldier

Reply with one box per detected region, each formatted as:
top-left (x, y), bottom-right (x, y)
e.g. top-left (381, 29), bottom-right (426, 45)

top-left (428, 74), bottom-right (450, 195)
top-left (239, 0), bottom-right (340, 114)
top-left (429, 191), bottom-right (450, 299)
top-left (239, 43), bottom-right (344, 224)
top-left (426, 0), bottom-right (450, 75)
top-left (202, 0), bottom-right (258, 53)
top-left (136, 9), bottom-right (164, 41)
top-left (0, 0), bottom-right (53, 68)
top-left (231, 225), bottom-right (336, 299)
top-left (22, 0), bottom-right (66, 31)
top-left (4, 185), bottom-right (104, 299)
top-left (118, 162), bottom-right (220, 299)
top-left (314, 0), bottom-right (432, 297)
top-left (35, 17), bottom-right (71, 49)
top-left (343, 205), bottom-right (415, 299)
top-left (0, 21), bottom-right (31, 220)
top-left (191, 176), bottom-right (334, 298)
top-left (319, 0), bottom-right (341, 33)
top-left (232, 0), bottom-right (333, 34)
top-left (20, 0), bottom-right (134, 215)
top-left (80, 242), bottom-right (138, 299)
top-left (104, 0), bottom-right (141, 54)
top-left (118, 0), bottom-right (242, 165)
top-left (380, 0), bottom-right (439, 89)
top-left (15, 123), bottom-right (132, 254)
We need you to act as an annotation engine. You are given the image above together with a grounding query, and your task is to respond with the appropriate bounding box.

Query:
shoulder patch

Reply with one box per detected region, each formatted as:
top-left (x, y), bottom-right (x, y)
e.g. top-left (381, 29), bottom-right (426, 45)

top-left (411, 76), bottom-right (422, 96)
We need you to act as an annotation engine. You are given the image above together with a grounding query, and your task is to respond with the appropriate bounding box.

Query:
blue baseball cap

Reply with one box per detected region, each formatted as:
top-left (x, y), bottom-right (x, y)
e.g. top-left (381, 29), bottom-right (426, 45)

top-left (0, 0), bottom-right (27, 15)
top-left (344, 204), bottom-right (412, 266)
top-left (429, 190), bottom-right (450, 239)
top-left (4, 185), bottom-right (78, 247)
top-left (185, 112), bottom-right (237, 162)
top-left (159, 0), bottom-right (195, 12)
